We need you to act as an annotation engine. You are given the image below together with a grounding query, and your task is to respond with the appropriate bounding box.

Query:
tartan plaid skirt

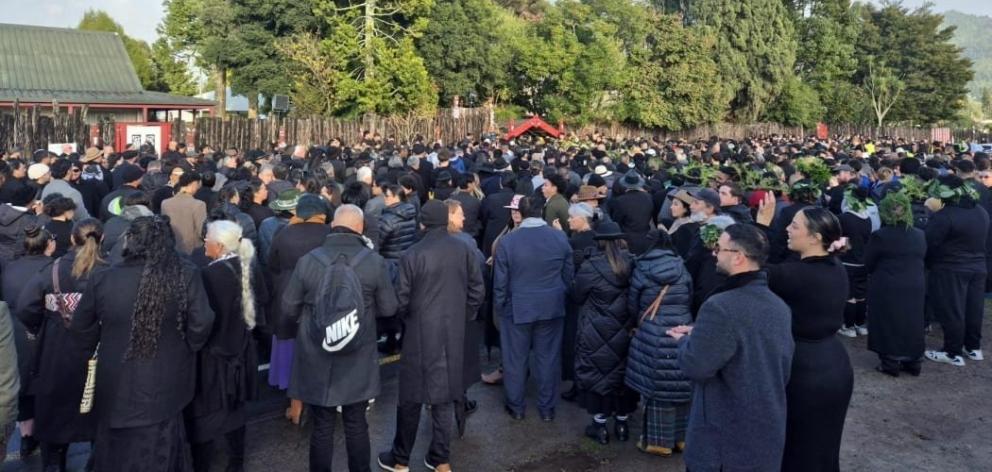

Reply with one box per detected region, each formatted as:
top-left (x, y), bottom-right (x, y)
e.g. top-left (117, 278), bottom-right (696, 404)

top-left (642, 399), bottom-right (690, 448)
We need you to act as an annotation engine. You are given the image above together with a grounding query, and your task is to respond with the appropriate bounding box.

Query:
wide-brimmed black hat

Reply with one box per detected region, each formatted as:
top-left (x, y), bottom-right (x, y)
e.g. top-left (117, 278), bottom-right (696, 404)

top-left (620, 170), bottom-right (645, 190)
top-left (593, 221), bottom-right (625, 240)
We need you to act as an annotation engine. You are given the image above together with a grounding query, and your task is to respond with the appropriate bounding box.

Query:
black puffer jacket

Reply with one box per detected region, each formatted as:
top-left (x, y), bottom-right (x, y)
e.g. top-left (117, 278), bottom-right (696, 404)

top-left (624, 248), bottom-right (693, 402)
top-left (378, 202), bottom-right (418, 260)
top-left (573, 249), bottom-right (634, 396)
top-left (0, 205), bottom-right (39, 263)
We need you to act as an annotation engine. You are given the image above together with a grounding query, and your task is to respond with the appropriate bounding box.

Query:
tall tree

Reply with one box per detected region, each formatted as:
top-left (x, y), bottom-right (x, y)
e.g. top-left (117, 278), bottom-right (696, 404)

top-left (856, 2), bottom-right (972, 124)
top-left (77, 10), bottom-right (162, 91)
top-left (863, 57), bottom-right (905, 129)
top-left (416, 0), bottom-right (517, 107)
top-left (683, 0), bottom-right (798, 122)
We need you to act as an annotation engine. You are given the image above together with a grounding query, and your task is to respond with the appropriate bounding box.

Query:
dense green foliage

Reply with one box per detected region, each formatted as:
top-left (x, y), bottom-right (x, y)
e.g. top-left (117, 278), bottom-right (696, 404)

top-left (942, 10), bottom-right (992, 100)
top-left (139, 0), bottom-right (977, 127)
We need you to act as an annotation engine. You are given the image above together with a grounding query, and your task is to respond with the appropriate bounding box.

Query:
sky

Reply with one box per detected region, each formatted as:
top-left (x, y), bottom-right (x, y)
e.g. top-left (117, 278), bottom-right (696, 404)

top-left (0, 0), bottom-right (991, 46)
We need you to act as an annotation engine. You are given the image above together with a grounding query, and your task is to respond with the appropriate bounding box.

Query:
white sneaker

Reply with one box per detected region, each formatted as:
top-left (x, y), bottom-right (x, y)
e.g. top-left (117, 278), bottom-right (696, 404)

top-left (965, 349), bottom-right (984, 361)
top-left (925, 350), bottom-right (966, 366)
top-left (855, 325), bottom-right (869, 336)
top-left (837, 326), bottom-right (857, 338)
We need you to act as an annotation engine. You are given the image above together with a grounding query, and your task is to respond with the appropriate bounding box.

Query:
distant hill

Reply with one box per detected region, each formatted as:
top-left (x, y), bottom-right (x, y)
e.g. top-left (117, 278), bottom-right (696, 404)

top-left (942, 10), bottom-right (992, 98)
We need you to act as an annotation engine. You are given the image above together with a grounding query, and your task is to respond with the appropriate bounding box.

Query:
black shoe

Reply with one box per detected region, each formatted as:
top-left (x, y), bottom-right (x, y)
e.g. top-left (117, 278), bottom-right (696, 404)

top-left (585, 423), bottom-right (609, 445)
top-left (561, 386), bottom-right (578, 402)
top-left (20, 434), bottom-right (39, 458)
top-left (614, 420), bottom-right (629, 442)
top-left (540, 410), bottom-right (555, 422)
top-left (504, 405), bottom-right (524, 421)
top-left (465, 399), bottom-right (478, 416)
top-left (875, 365), bottom-right (899, 377)
top-left (377, 451), bottom-right (407, 472)
top-left (901, 362), bottom-right (922, 377)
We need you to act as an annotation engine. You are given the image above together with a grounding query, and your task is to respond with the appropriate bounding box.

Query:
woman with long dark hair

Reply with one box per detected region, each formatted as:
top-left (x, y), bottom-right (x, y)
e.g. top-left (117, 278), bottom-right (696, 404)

top-left (42, 194), bottom-right (76, 258)
top-left (757, 197), bottom-right (853, 472)
top-left (1, 225), bottom-right (54, 459)
top-left (188, 220), bottom-right (265, 472)
top-left (71, 216), bottom-right (214, 472)
top-left (573, 221), bottom-right (637, 445)
top-left (17, 219), bottom-right (106, 471)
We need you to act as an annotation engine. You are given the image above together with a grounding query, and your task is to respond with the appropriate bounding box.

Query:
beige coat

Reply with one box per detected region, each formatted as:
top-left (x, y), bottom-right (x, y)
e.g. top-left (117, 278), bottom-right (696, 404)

top-left (161, 192), bottom-right (206, 254)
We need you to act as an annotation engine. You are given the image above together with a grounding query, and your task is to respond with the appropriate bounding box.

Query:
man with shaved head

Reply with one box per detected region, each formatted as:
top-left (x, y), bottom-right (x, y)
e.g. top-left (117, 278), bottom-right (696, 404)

top-left (281, 203), bottom-right (399, 472)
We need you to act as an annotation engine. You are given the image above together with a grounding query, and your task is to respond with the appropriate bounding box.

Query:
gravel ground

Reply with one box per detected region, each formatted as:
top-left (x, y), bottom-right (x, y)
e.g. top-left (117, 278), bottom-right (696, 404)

top-left (4, 310), bottom-right (991, 472)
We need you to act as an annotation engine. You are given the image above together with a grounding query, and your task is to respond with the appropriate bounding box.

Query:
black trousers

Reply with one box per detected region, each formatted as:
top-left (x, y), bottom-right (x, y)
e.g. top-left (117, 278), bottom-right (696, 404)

top-left (309, 402), bottom-right (371, 472)
top-left (931, 270), bottom-right (985, 357)
top-left (191, 426), bottom-right (246, 472)
top-left (391, 401), bottom-right (453, 466)
top-left (878, 354), bottom-right (922, 375)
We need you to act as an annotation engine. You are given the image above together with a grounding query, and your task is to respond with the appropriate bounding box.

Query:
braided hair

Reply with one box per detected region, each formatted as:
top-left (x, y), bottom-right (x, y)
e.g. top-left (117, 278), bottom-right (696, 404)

top-left (121, 216), bottom-right (191, 360)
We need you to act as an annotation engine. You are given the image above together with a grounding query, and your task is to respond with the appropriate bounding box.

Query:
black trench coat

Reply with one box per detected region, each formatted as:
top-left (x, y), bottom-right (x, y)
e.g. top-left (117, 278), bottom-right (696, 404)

top-left (16, 251), bottom-right (101, 443)
top-left (865, 226), bottom-right (927, 358)
top-left (395, 228), bottom-right (485, 405)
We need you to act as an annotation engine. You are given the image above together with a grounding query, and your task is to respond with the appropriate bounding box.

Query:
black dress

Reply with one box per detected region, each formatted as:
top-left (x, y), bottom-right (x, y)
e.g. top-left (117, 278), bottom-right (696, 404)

top-left (767, 255), bottom-right (853, 472)
top-left (865, 226), bottom-right (927, 360)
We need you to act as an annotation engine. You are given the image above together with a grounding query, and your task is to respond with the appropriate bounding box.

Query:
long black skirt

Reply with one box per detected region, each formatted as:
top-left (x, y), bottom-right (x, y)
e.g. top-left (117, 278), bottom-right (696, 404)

top-left (94, 415), bottom-right (193, 472)
top-left (782, 337), bottom-right (853, 472)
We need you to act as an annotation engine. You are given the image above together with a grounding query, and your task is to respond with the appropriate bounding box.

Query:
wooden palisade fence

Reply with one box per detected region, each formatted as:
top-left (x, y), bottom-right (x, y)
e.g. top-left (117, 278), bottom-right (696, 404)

top-left (2, 103), bottom-right (990, 153)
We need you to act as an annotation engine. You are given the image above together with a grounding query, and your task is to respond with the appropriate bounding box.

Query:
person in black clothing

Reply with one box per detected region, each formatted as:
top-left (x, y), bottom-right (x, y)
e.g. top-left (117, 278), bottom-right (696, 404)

top-left (194, 171), bottom-right (219, 214)
top-left (16, 219), bottom-right (105, 472)
top-left (756, 198), bottom-right (852, 472)
top-left (609, 171), bottom-right (654, 255)
top-left (664, 190), bottom-right (700, 259)
top-left (924, 175), bottom-right (990, 366)
top-left (837, 187), bottom-right (874, 337)
top-left (99, 164), bottom-right (144, 221)
top-left (241, 178), bottom-right (274, 229)
top-left (0, 160), bottom-right (30, 205)
top-left (718, 182), bottom-right (754, 225)
top-left (449, 174), bottom-right (482, 240)
top-left (866, 192), bottom-right (927, 376)
top-left (0, 225), bottom-right (54, 460)
top-left (42, 194), bottom-right (76, 259)
top-left (479, 173), bottom-right (516, 259)
top-left (71, 216), bottom-right (214, 472)
top-left (768, 182), bottom-right (819, 264)
top-left (188, 220), bottom-right (266, 472)
top-left (573, 221), bottom-right (637, 445)
top-left (560, 202), bottom-right (598, 401)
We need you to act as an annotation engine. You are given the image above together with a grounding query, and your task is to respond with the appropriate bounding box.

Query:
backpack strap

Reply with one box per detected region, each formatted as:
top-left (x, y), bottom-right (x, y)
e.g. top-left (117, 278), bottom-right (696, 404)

top-left (348, 248), bottom-right (373, 269)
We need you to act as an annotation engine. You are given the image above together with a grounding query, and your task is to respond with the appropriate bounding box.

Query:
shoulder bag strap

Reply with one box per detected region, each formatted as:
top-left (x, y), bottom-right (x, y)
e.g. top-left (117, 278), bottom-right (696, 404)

top-left (51, 258), bottom-right (72, 325)
top-left (638, 284), bottom-right (670, 327)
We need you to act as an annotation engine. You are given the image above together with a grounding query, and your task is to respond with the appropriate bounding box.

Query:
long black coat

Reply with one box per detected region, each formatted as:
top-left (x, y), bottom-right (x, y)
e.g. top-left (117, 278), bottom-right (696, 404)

top-left (625, 249), bottom-right (693, 402)
top-left (479, 188), bottom-right (515, 258)
top-left (865, 226), bottom-right (927, 358)
top-left (283, 231), bottom-right (398, 407)
top-left (268, 222), bottom-right (331, 339)
top-left (609, 190), bottom-right (654, 254)
top-left (0, 205), bottom-right (39, 263)
top-left (1, 253), bottom-right (52, 406)
top-left (395, 228), bottom-right (485, 404)
top-left (187, 256), bottom-right (266, 442)
top-left (71, 259), bottom-right (215, 429)
top-left (573, 250), bottom-right (634, 396)
top-left (16, 251), bottom-right (101, 443)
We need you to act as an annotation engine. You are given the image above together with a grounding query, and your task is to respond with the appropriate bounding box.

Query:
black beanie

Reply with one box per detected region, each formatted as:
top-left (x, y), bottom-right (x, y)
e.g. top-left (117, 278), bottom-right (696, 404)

top-left (420, 200), bottom-right (448, 228)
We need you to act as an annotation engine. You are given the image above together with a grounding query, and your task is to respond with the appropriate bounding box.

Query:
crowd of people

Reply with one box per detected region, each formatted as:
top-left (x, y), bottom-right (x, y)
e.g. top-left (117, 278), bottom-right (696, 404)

top-left (0, 131), bottom-right (988, 472)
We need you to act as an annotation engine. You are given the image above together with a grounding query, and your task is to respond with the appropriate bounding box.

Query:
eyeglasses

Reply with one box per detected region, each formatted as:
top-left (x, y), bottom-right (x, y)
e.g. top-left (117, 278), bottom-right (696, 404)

top-left (712, 245), bottom-right (741, 256)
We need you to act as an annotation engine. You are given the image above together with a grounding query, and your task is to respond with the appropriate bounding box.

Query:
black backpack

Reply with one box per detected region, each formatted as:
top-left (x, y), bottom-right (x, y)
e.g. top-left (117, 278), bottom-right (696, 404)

top-left (309, 247), bottom-right (372, 354)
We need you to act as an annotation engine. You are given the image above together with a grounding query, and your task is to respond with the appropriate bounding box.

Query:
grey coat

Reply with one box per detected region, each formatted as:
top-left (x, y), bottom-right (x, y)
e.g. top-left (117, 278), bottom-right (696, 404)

top-left (678, 271), bottom-right (794, 472)
top-left (0, 302), bottom-right (17, 427)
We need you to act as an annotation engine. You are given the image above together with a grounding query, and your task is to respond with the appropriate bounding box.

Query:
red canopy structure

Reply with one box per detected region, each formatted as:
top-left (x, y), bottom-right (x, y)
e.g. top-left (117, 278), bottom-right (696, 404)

top-left (505, 116), bottom-right (562, 140)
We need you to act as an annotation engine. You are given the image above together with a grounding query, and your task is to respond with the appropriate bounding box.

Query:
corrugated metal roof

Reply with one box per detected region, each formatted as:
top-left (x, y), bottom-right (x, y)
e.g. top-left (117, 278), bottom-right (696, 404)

top-left (0, 23), bottom-right (213, 108)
